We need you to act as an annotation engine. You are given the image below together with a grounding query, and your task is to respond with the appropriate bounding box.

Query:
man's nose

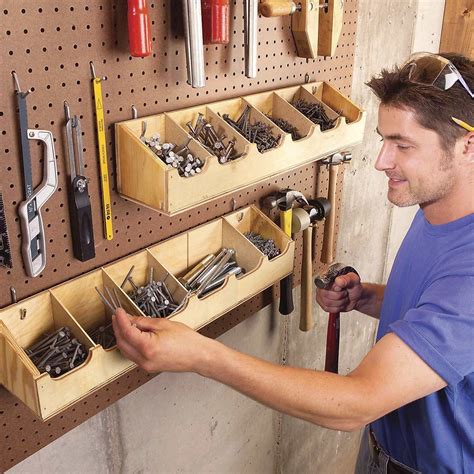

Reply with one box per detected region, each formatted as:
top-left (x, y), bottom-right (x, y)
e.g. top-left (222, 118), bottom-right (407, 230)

top-left (374, 142), bottom-right (395, 171)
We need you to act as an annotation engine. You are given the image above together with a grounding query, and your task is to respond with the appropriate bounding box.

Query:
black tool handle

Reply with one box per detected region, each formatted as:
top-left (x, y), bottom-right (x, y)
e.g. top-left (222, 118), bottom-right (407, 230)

top-left (279, 273), bottom-right (294, 315)
top-left (69, 176), bottom-right (95, 262)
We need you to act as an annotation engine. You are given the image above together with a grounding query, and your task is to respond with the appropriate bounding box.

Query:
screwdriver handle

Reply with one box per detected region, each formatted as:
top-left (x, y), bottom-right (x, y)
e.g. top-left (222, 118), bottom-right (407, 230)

top-left (202, 0), bottom-right (230, 44)
top-left (128, 0), bottom-right (152, 57)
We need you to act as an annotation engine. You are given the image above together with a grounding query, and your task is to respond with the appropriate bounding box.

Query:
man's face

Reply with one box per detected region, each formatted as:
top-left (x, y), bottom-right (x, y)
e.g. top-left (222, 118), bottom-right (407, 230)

top-left (375, 105), bottom-right (456, 208)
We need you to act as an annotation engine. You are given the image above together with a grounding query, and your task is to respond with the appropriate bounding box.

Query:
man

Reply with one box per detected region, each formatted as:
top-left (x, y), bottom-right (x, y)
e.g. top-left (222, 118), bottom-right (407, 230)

top-left (113, 53), bottom-right (473, 473)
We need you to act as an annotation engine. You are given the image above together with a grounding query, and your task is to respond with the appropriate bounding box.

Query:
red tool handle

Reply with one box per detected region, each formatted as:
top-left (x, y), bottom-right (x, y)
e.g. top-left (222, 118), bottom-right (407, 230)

top-left (128, 0), bottom-right (152, 57)
top-left (325, 312), bottom-right (340, 373)
top-left (202, 0), bottom-right (230, 44)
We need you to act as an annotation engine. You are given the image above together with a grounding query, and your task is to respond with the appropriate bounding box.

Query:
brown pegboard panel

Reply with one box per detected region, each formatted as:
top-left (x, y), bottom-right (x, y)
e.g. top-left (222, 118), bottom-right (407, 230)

top-left (0, 0), bottom-right (356, 469)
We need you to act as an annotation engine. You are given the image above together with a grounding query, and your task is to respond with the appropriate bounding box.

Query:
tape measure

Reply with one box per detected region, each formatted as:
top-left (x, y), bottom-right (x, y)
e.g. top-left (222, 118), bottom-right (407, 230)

top-left (90, 62), bottom-right (113, 241)
top-left (0, 192), bottom-right (13, 268)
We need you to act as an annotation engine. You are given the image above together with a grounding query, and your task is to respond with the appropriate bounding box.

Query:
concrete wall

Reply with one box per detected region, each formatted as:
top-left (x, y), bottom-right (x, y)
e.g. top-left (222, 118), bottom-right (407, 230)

top-left (8, 1), bottom-right (445, 473)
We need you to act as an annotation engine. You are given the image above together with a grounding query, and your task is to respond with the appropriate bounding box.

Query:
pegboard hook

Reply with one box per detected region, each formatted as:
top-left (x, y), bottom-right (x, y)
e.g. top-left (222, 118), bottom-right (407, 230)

top-left (89, 61), bottom-right (106, 81)
top-left (11, 71), bottom-right (31, 96)
top-left (64, 101), bottom-right (71, 122)
top-left (131, 105), bottom-right (138, 120)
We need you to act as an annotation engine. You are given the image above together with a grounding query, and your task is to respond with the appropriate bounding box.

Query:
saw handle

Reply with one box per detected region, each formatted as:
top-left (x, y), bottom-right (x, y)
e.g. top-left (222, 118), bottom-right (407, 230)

top-left (260, 1), bottom-right (295, 17)
top-left (19, 130), bottom-right (58, 277)
top-left (325, 312), bottom-right (340, 373)
top-left (128, 0), bottom-right (152, 57)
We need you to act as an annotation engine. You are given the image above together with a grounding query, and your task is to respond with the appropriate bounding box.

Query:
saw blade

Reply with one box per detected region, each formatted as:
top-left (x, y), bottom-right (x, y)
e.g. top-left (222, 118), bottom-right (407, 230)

top-left (0, 192), bottom-right (13, 268)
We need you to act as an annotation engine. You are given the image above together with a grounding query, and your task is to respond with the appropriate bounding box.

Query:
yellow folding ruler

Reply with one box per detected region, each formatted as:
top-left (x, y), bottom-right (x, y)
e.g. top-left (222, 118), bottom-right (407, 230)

top-left (90, 62), bottom-right (113, 240)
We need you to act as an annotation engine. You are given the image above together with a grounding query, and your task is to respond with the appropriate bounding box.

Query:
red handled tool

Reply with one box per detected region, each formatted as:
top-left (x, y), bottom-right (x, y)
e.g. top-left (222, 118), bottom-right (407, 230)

top-left (201, 0), bottom-right (230, 44)
top-left (128, 0), bottom-right (152, 57)
top-left (315, 263), bottom-right (359, 373)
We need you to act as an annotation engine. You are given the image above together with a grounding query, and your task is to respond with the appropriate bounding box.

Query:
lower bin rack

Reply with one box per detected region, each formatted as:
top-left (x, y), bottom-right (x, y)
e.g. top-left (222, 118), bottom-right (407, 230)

top-left (0, 205), bottom-right (294, 420)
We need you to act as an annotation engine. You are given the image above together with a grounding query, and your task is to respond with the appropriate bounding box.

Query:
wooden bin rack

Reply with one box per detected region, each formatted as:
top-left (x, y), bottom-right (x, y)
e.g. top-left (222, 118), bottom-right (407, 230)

top-left (0, 206), bottom-right (294, 420)
top-left (116, 81), bottom-right (366, 215)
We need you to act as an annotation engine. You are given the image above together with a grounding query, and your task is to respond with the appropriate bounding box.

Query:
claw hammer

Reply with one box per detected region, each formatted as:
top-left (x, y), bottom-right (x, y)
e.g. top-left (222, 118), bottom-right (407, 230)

top-left (315, 263), bottom-right (359, 373)
top-left (263, 189), bottom-right (308, 315)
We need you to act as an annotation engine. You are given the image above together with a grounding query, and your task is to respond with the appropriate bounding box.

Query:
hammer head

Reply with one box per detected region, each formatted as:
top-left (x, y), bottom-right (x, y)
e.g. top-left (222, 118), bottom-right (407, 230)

top-left (314, 263), bottom-right (358, 289)
top-left (262, 188), bottom-right (308, 211)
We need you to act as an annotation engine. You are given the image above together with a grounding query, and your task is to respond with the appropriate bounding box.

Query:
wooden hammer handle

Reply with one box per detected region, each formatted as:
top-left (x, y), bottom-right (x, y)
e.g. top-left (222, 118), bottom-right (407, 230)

top-left (260, 1), bottom-right (295, 17)
top-left (300, 225), bottom-right (314, 331)
top-left (321, 164), bottom-right (340, 264)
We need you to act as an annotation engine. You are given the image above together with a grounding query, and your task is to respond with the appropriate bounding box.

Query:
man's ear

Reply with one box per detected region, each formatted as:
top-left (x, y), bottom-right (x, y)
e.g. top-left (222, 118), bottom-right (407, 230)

top-left (462, 131), bottom-right (474, 163)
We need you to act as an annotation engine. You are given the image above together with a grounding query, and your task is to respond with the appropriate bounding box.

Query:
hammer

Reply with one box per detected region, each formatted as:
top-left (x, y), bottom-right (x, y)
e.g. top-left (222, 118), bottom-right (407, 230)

top-left (321, 152), bottom-right (352, 264)
top-left (292, 198), bottom-right (331, 331)
top-left (263, 189), bottom-right (308, 315)
top-left (315, 262), bottom-right (358, 373)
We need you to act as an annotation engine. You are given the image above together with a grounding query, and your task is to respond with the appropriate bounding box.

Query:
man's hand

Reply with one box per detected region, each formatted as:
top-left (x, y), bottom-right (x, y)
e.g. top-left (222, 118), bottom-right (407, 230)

top-left (112, 308), bottom-right (213, 374)
top-left (316, 272), bottom-right (363, 313)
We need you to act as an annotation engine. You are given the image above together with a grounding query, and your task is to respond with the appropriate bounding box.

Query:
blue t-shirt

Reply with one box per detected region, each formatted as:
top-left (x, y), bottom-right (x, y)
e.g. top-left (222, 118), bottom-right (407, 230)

top-left (371, 209), bottom-right (474, 473)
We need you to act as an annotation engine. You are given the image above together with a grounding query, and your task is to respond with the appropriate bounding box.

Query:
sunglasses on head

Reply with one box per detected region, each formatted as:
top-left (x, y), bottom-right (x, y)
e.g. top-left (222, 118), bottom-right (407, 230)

top-left (402, 52), bottom-right (473, 98)
top-left (402, 52), bottom-right (473, 131)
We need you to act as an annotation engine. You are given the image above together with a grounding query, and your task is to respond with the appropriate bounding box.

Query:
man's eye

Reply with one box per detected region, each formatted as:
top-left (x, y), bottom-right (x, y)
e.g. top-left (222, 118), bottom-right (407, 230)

top-left (397, 144), bottom-right (411, 150)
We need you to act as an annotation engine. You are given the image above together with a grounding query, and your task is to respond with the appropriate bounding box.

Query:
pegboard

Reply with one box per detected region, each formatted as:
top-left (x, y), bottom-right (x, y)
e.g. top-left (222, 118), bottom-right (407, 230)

top-left (0, 0), bottom-right (357, 469)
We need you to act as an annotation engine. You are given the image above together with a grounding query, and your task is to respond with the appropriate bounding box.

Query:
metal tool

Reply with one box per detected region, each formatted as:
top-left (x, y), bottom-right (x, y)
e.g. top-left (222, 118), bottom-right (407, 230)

top-left (128, 0), bottom-right (152, 57)
top-left (292, 198), bottom-right (331, 331)
top-left (64, 102), bottom-right (95, 262)
top-left (0, 192), bottom-right (13, 268)
top-left (13, 72), bottom-right (58, 278)
top-left (263, 189), bottom-right (308, 315)
top-left (244, 0), bottom-right (258, 78)
top-left (321, 152), bottom-right (352, 264)
top-left (90, 62), bottom-right (113, 240)
top-left (183, 0), bottom-right (205, 88)
top-left (315, 263), bottom-right (358, 373)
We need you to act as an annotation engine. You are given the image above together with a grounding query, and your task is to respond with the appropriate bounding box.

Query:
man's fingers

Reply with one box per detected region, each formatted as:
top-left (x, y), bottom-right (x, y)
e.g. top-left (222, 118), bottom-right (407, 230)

top-left (113, 310), bottom-right (155, 355)
top-left (319, 289), bottom-right (348, 301)
top-left (333, 272), bottom-right (360, 290)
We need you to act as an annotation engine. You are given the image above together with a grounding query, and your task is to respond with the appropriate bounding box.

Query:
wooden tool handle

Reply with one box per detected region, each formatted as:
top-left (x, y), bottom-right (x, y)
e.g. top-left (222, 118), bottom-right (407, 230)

top-left (321, 164), bottom-right (340, 263)
top-left (260, 1), bottom-right (295, 17)
top-left (324, 312), bottom-right (340, 373)
top-left (300, 225), bottom-right (313, 331)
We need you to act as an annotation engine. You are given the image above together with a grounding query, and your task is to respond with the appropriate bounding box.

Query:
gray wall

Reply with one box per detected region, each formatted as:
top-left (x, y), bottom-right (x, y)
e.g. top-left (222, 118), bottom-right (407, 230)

top-left (8, 1), bottom-right (445, 473)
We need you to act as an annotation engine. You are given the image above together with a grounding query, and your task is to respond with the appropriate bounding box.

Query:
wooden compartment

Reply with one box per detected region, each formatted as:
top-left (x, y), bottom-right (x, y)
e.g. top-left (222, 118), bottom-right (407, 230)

top-left (0, 206), bottom-right (293, 419)
top-left (147, 205), bottom-right (294, 330)
top-left (116, 81), bottom-right (366, 216)
top-left (0, 289), bottom-right (133, 420)
top-left (243, 91), bottom-right (314, 141)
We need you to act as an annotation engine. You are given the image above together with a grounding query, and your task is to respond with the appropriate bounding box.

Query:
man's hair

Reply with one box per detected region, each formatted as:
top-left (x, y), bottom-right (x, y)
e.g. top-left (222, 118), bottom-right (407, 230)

top-left (366, 53), bottom-right (474, 152)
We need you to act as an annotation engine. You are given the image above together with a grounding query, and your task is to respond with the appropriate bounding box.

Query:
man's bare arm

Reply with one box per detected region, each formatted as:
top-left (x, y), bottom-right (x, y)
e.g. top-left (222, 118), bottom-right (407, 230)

top-left (355, 283), bottom-right (386, 319)
top-left (113, 310), bottom-right (446, 431)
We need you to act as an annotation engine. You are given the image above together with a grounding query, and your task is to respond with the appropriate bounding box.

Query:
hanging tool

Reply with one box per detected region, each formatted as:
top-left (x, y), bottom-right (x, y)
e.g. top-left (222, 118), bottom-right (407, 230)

top-left (263, 189), bottom-right (308, 315)
top-left (315, 263), bottom-right (358, 373)
top-left (64, 102), bottom-right (96, 262)
top-left (292, 198), bottom-right (331, 332)
top-left (244, 0), bottom-right (258, 78)
top-left (128, 0), bottom-right (153, 57)
top-left (90, 62), bottom-right (113, 241)
top-left (183, 0), bottom-right (206, 88)
top-left (321, 152), bottom-right (351, 264)
top-left (12, 72), bottom-right (58, 278)
top-left (201, 0), bottom-right (230, 44)
top-left (259, 0), bottom-right (343, 58)
top-left (0, 192), bottom-right (13, 269)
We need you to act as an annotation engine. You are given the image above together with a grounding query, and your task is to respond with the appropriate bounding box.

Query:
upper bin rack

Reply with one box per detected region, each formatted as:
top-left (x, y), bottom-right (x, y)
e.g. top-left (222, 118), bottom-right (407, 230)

top-left (115, 81), bottom-right (366, 215)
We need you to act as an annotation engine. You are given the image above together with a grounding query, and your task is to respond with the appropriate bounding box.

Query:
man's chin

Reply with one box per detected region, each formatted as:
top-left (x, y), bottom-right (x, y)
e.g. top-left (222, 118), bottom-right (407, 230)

top-left (387, 190), bottom-right (418, 207)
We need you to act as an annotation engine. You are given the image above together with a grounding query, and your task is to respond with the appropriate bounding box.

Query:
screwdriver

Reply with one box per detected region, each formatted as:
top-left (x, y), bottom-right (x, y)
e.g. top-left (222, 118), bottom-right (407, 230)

top-left (201, 0), bottom-right (230, 44)
top-left (128, 0), bottom-right (152, 57)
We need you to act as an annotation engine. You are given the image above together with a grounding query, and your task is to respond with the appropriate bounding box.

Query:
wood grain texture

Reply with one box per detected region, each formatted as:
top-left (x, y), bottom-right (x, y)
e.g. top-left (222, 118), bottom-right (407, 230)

top-left (440, 0), bottom-right (473, 57)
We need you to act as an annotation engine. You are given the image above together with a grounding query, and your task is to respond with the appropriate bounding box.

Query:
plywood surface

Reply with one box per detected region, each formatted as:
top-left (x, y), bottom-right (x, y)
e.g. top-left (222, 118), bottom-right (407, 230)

top-left (0, 0), bottom-right (357, 469)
